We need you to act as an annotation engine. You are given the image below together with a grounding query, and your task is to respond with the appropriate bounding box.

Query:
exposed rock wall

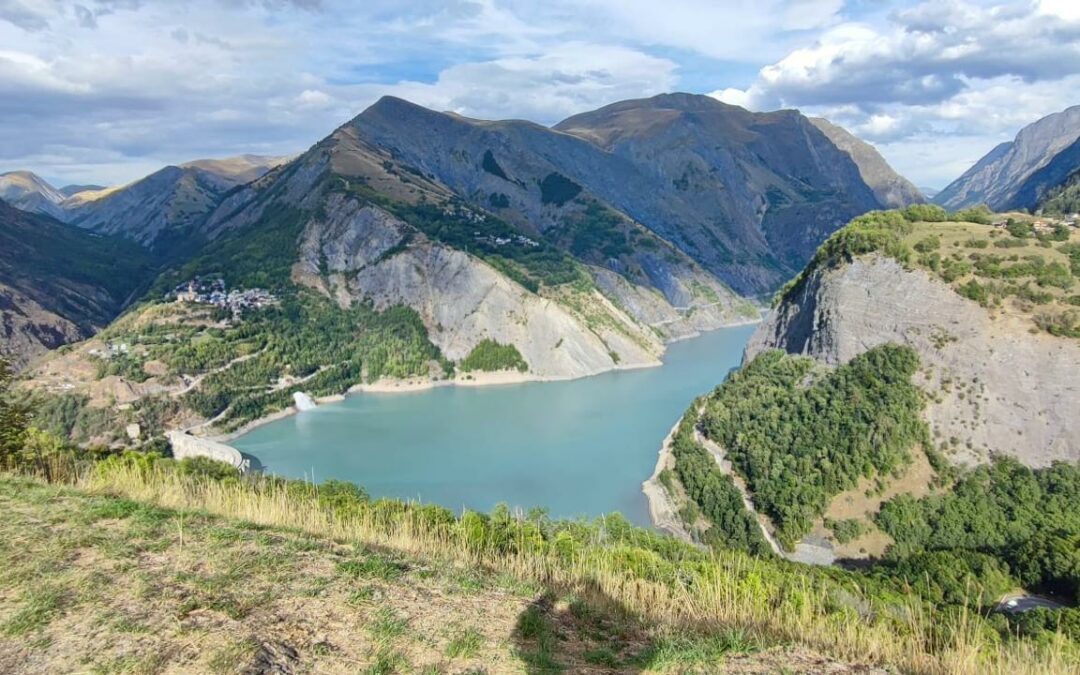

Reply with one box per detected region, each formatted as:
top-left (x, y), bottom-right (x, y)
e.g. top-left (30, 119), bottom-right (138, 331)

top-left (746, 255), bottom-right (1080, 467)
top-left (293, 197), bottom-right (760, 380)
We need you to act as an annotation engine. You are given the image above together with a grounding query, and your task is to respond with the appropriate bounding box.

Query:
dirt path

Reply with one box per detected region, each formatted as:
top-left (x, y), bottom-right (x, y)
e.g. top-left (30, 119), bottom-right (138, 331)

top-left (692, 425), bottom-right (785, 557)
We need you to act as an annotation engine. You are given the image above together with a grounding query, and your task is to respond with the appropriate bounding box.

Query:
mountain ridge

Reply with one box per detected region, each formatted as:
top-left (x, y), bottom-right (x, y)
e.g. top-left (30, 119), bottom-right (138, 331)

top-left (935, 105), bottom-right (1080, 210)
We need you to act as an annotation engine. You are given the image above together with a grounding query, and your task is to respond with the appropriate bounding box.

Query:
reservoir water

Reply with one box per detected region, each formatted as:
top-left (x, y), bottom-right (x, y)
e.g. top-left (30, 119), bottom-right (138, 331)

top-left (233, 323), bottom-right (756, 525)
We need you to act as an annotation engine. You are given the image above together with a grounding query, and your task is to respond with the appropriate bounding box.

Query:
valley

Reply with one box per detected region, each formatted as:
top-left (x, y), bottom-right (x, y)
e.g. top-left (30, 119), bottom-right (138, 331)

top-left (3, 87), bottom-right (1080, 674)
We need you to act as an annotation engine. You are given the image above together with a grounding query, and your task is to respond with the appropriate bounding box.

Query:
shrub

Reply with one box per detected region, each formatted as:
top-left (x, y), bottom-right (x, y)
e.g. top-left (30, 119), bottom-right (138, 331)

top-left (459, 339), bottom-right (528, 373)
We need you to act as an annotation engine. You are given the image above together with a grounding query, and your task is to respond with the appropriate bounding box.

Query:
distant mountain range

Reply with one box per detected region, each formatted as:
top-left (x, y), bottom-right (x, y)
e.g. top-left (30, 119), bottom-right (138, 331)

top-left (935, 105), bottom-right (1080, 212)
top-left (3, 93), bottom-right (921, 375)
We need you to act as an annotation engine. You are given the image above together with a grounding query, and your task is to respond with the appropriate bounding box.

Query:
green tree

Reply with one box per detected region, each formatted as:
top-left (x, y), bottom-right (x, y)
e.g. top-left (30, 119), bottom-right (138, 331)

top-left (0, 356), bottom-right (29, 468)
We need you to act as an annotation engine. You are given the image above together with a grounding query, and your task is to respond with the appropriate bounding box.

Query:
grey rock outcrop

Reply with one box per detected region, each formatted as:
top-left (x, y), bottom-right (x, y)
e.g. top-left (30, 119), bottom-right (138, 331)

top-left (746, 256), bottom-right (1080, 467)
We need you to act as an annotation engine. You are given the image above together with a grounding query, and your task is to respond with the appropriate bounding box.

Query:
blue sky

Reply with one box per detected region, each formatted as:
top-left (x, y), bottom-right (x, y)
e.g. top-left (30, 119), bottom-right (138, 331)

top-left (1, 0), bottom-right (1078, 188)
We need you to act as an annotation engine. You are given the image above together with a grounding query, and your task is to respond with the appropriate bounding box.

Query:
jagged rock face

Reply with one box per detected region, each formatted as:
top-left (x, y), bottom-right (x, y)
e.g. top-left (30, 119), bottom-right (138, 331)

top-left (291, 196), bottom-right (663, 378)
top-left (352, 94), bottom-right (886, 296)
top-left (807, 118), bottom-right (924, 208)
top-left (935, 105), bottom-right (1080, 210)
top-left (746, 256), bottom-right (1080, 467)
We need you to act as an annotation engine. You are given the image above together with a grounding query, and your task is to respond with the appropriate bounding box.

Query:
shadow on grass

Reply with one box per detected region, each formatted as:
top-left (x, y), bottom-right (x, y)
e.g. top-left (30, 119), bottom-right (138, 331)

top-left (511, 579), bottom-right (764, 673)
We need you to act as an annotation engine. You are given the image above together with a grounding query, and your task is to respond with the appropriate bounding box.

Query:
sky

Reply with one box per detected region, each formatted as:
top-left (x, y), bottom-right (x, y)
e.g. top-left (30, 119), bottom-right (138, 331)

top-left (1, 0), bottom-right (1079, 189)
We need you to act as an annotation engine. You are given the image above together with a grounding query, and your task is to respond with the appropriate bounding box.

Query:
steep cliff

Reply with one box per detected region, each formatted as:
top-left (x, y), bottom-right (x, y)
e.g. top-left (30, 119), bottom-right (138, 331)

top-left (747, 241), bottom-right (1080, 467)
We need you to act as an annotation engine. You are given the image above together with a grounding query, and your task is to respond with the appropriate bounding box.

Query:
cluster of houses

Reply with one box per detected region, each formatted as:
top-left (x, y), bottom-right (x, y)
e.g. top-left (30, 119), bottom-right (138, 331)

top-left (87, 341), bottom-right (131, 360)
top-left (443, 203), bottom-right (487, 224)
top-left (472, 231), bottom-right (540, 248)
top-left (173, 277), bottom-right (277, 313)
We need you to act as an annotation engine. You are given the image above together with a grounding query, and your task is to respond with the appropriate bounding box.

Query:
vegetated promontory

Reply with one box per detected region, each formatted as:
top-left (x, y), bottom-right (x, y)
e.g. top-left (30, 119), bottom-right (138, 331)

top-left (650, 205), bottom-right (1080, 672)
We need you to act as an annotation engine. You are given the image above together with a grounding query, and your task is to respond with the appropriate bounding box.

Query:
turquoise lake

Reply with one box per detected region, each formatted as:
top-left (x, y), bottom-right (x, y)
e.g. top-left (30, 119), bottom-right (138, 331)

top-left (233, 324), bottom-right (756, 525)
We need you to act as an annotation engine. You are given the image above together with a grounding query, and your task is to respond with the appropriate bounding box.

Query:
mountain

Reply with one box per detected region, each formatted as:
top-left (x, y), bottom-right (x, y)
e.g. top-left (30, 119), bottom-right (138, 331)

top-left (0, 170), bottom-right (67, 220)
top-left (63, 154), bottom-right (289, 251)
top-left (935, 105), bottom-right (1080, 210)
top-left (551, 94), bottom-right (894, 294)
top-left (318, 93), bottom-right (894, 296)
top-left (181, 154), bottom-right (293, 183)
top-left (918, 186), bottom-right (940, 199)
top-left (58, 184), bottom-right (105, 198)
top-left (807, 117), bottom-right (925, 208)
top-left (0, 199), bottom-right (155, 369)
top-left (1009, 136), bottom-right (1080, 212)
top-left (1038, 165), bottom-right (1080, 215)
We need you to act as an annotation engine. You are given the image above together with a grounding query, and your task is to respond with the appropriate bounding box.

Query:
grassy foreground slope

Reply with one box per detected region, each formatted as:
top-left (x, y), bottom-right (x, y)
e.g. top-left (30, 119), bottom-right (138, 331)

top-left (1, 450), bottom-right (1076, 674)
top-left (0, 472), bottom-right (882, 675)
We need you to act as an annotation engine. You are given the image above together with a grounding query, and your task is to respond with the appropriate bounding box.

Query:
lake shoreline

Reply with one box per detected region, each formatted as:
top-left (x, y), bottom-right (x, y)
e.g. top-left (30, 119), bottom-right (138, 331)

top-left (207, 317), bottom-right (761, 444)
top-left (642, 416), bottom-right (698, 544)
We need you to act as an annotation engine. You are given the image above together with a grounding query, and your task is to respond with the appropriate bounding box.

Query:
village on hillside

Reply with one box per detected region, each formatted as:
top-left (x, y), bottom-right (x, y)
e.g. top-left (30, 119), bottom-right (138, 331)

top-left (172, 277), bottom-right (278, 313)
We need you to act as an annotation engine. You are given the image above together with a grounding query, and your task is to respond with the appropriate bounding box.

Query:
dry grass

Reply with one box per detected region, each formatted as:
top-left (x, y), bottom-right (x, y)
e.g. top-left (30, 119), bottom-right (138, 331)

top-left (0, 472), bottom-right (904, 674)
top-left (28, 460), bottom-right (1069, 675)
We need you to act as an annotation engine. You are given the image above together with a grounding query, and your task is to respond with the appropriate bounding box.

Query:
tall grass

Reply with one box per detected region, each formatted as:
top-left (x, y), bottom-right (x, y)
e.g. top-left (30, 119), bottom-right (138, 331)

top-left (31, 455), bottom-right (1079, 674)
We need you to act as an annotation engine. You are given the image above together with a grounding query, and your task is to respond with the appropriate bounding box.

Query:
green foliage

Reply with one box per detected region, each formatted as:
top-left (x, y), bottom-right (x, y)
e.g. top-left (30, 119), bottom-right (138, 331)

top-left (1007, 219), bottom-right (1035, 239)
top-left (380, 199), bottom-right (586, 291)
top-left (778, 210), bottom-right (913, 304)
top-left (825, 518), bottom-right (867, 545)
top-left (1039, 170), bottom-right (1080, 216)
top-left (161, 202), bottom-right (308, 292)
top-left (539, 172), bottom-right (582, 206)
top-left (957, 279), bottom-right (991, 306)
top-left (459, 339), bottom-right (528, 373)
top-left (901, 204), bottom-right (949, 222)
top-left (952, 205), bottom-right (993, 225)
top-left (24, 392), bottom-right (122, 445)
top-left (667, 412), bottom-right (772, 556)
top-left (555, 200), bottom-right (633, 261)
top-left (1059, 243), bottom-right (1080, 277)
top-left (0, 356), bottom-right (28, 469)
top-left (877, 458), bottom-right (1080, 601)
top-left (913, 235), bottom-right (941, 253)
top-left (700, 345), bottom-right (928, 548)
top-left (177, 456), bottom-right (240, 480)
top-left (179, 293), bottom-right (441, 429)
top-left (882, 550), bottom-right (1014, 606)
top-left (0, 204), bottom-right (157, 323)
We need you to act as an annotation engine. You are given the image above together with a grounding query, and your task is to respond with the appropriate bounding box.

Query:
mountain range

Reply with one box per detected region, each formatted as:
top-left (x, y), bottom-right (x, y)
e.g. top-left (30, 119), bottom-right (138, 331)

top-left (2, 93), bottom-right (923, 374)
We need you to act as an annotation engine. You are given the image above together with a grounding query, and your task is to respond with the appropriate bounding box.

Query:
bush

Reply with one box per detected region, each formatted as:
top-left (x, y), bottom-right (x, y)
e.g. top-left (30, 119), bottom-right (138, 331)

top-left (460, 339), bottom-right (528, 373)
top-left (178, 456), bottom-right (239, 480)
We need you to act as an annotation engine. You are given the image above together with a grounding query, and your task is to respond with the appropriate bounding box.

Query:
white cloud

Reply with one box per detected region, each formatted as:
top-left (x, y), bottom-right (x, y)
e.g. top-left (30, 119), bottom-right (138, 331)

top-left (0, 0), bottom-right (1075, 191)
top-left (713, 1), bottom-right (1080, 186)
